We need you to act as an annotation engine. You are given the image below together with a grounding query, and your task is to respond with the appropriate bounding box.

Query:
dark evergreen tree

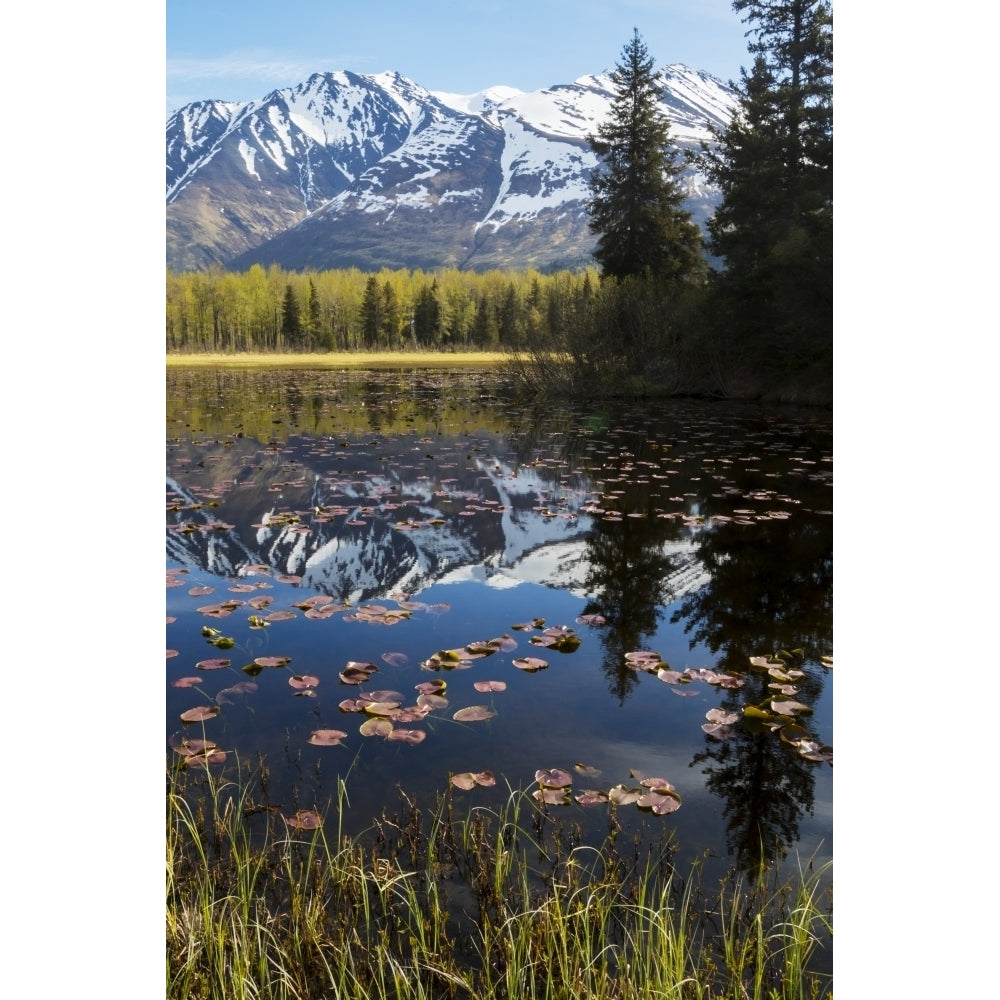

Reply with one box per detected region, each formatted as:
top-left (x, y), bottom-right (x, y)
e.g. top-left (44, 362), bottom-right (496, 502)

top-left (497, 283), bottom-right (520, 347)
top-left (360, 275), bottom-right (382, 348)
top-left (307, 277), bottom-right (321, 347)
top-left (380, 280), bottom-right (401, 348)
top-left (698, 1), bottom-right (832, 391)
top-left (471, 294), bottom-right (498, 348)
top-left (280, 282), bottom-right (302, 348)
top-left (413, 281), bottom-right (441, 346)
top-left (586, 29), bottom-right (705, 285)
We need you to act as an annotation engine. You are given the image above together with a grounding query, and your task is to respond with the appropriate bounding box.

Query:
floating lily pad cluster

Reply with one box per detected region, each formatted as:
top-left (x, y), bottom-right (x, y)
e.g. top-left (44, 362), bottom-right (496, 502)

top-left (620, 646), bottom-right (832, 763)
top-left (525, 766), bottom-right (683, 816)
top-left (742, 650), bottom-right (833, 763)
top-left (168, 733), bottom-right (226, 768)
top-left (623, 650), bottom-right (746, 692)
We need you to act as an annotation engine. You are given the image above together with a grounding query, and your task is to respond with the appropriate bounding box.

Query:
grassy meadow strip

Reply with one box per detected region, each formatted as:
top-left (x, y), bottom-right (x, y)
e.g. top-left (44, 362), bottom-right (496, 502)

top-left (166, 352), bottom-right (511, 369)
top-left (167, 765), bottom-right (832, 1000)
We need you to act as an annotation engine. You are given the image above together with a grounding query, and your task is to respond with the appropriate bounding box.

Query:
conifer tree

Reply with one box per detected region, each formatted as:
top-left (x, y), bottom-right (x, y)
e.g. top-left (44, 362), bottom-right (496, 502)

top-left (360, 275), bottom-right (382, 348)
top-left (586, 29), bottom-right (705, 285)
top-left (699, 1), bottom-right (832, 380)
top-left (307, 278), bottom-right (321, 346)
top-left (413, 281), bottom-right (442, 346)
top-left (280, 282), bottom-right (302, 348)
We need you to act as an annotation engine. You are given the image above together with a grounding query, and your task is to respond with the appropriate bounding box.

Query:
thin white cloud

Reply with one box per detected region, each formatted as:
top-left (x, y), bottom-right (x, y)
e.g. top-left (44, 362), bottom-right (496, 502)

top-left (166, 53), bottom-right (321, 85)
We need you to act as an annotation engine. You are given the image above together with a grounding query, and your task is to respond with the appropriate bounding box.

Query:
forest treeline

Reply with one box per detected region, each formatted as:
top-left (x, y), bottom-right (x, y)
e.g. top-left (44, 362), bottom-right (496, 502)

top-left (167, 2), bottom-right (831, 406)
top-left (165, 265), bottom-right (599, 355)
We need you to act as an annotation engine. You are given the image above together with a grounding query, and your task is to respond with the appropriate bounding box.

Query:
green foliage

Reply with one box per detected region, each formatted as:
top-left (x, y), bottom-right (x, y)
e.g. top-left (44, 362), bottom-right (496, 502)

top-left (586, 29), bottom-right (706, 286)
top-left (696, 1), bottom-right (833, 397)
top-left (168, 771), bottom-right (832, 999)
top-left (280, 283), bottom-right (303, 348)
top-left (166, 265), bottom-right (601, 356)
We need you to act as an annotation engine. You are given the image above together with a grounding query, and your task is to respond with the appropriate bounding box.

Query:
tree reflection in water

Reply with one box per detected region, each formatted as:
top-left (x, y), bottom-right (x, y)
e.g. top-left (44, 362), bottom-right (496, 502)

top-left (675, 510), bottom-right (832, 873)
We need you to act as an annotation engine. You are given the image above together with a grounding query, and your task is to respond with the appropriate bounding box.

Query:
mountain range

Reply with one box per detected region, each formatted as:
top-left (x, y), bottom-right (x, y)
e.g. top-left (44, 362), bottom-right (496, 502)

top-left (166, 67), bottom-right (737, 273)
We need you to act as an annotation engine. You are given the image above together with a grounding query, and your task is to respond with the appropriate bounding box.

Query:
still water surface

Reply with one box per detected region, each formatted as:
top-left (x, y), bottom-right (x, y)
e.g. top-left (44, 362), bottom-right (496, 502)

top-left (166, 367), bottom-right (832, 879)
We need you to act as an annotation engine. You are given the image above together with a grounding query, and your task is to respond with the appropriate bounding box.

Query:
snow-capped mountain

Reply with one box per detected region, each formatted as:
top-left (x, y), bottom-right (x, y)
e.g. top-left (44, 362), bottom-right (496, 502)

top-left (166, 67), bottom-right (737, 273)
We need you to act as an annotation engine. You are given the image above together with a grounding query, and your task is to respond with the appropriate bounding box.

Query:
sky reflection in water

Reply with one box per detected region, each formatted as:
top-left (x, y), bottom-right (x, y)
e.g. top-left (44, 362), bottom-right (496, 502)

top-left (167, 367), bottom-right (832, 877)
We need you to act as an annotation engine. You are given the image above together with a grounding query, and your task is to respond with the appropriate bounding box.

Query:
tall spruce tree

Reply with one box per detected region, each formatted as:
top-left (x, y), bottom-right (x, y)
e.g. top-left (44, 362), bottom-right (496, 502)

top-left (699, 1), bottom-right (832, 384)
top-left (280, 282), bottom-right (302, 348)
top-left (586, 29), bottom-right (705, 285)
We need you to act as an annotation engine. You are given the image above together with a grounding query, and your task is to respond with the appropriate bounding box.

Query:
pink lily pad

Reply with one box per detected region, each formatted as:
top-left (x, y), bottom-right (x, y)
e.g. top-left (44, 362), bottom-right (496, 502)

top-left (386, 729), bottom-right (427, 744)
top-left (453, 705), bottom-right (496, 723)
top-left (184, 748), bottom-right (227, 768)
top-left (535, 768), bottom-right (573, 788)
top-left (532, 787), bottom-right (570, 806)
top-left (359, 717), bottom-right (394, 737)
top-left (608, 784), bottom-right (642, 806)
top-left (637, 791), bottom-right (682, 815)
top-left (450, 771), bottom-right (495, 790)
top-left (286, 809), bottom-right (322, 830)
top-left (171, 677), bottom-right (203, 688)
top-left (254, 656), bottom-right (292, 668)
top-left (574, 790), bottom-right (609, 806)
top-left (706, 709), bottom-right (740, 726)
top-left (289, 675), bottom-right (320, 689)
top-left (180, 705), bottom-right (220, 723)
top-left (473, 680), bottom-right (507, 692)
top-left (196, 658), bottom-right (231, 671)
top-left (513, 657), bottom-right (548, 672)
top-left (307, 729), bottom-right (348, 746)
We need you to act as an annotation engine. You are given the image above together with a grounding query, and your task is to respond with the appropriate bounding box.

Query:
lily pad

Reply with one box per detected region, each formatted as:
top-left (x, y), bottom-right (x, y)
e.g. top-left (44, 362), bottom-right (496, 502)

top-left (386, 728), bottom-right (427, 744)
top-left (574, 789), bottom-right (609, 806)
top-left (359, 717), bottom-right (394, 738)
top-left (289, 675), bottom-right (320, 689)
top-left (473, 680), bottom-right (507, 692)
top-left (512, 657), bottom-right (548, 672)
top-left (532, 787), bottom-right (571, 806)
top-left (216, 681), bottom-right (258, 703)
top-left (307, 729), bottom-right (348, 746)
top-left (608, 784), bottom-right (642, 806)
top-left (416, 693), bottom-right (449, 711)
top-left (705, 708), bottom-right (740, 726)
top-left (340, 662), bottom-right (378, 684)
top-left (450, 771), bottom-right (495, 790)
top-left (797, 742), bottom-right (834, 763)
top-left (254, 656), bottom-right (292, 669)
top-left (771, 699), bottom-right (812, 716)
top-left (535, 768), bottom-right (573, 788)
top-left (363, 700), bottom-right (401, 717)
top-left (180, 705), bottom-right (220, 723)
top-left (171, 677), bottom-right (203, 688)
top-left (453, 705), bottom-right (496, 723)
top-left (286, 809), bottom-right (322, 830)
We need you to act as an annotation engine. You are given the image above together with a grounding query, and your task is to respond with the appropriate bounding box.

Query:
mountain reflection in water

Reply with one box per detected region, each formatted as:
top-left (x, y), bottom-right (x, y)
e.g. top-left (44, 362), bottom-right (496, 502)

top-left (167, 367), bottom-right (832, 877)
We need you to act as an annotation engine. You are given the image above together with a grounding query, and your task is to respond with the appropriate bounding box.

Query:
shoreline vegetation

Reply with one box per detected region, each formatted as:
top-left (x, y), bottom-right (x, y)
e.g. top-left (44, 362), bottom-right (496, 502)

top-left (167, 770), bottom-right (832, 1000)
top-left (166, 351), bottom-right (511, 369)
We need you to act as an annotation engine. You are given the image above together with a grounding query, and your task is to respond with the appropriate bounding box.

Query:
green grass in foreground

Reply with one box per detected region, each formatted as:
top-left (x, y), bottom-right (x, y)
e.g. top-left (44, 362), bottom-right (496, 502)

top-left (167, 763), bottom-right (832, 1000)
top-left (166, 351), bottom-right (510, 369)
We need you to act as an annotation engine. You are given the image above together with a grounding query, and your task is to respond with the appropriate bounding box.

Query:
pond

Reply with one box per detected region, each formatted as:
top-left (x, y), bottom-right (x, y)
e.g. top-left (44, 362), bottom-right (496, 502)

top-left (166, 366), bottom-right (832, 888)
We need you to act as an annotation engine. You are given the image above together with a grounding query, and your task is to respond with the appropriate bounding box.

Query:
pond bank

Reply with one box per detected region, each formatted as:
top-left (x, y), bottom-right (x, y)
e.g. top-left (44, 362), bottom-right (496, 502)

top-left (166, 351), bottom-right (509, 369)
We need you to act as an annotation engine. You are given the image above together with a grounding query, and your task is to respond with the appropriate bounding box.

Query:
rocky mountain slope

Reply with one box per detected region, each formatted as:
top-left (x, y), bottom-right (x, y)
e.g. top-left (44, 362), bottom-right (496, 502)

top-left (166, 67), bottom-right (736, 273)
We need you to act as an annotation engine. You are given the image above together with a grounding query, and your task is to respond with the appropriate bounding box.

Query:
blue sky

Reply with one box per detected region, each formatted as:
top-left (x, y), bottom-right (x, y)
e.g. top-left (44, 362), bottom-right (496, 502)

top-left (166, 0), bottom-right (752, 113)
